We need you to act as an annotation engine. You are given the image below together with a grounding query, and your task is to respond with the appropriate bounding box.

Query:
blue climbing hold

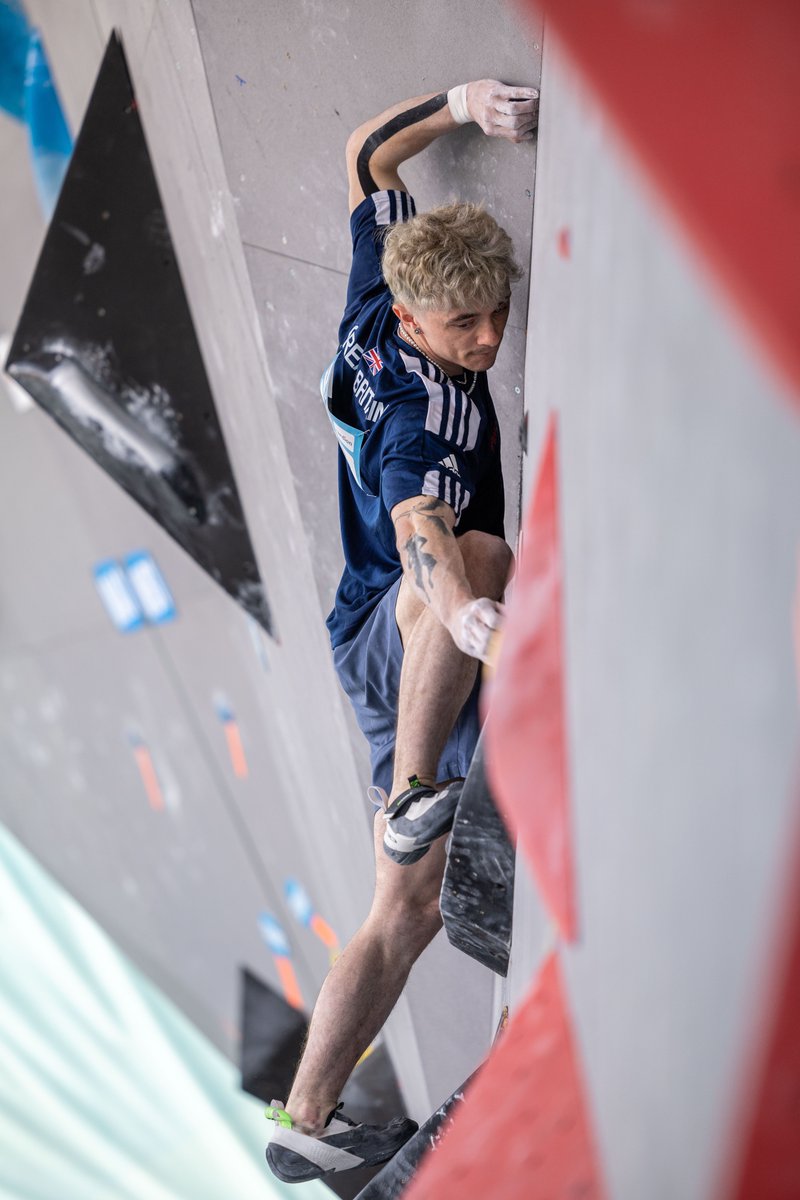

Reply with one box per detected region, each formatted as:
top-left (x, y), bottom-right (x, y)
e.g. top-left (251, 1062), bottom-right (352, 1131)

top-left (23, 28), bottom-right (73, 217)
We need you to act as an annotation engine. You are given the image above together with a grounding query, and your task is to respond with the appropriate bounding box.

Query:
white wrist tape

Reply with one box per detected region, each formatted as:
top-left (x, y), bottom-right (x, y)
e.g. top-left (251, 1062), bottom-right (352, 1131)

top-left (447, 83), bottom-right (472, 126)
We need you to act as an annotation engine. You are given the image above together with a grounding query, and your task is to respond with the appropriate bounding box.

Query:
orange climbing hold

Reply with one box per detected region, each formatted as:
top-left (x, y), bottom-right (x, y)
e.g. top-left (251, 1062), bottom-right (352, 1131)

top-left (130, 738), bottom-right (165, 812)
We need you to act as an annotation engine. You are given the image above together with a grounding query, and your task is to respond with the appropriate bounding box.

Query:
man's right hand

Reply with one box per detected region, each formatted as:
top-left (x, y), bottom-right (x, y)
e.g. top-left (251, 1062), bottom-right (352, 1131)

top-left (466, 80), bottom-right (539, 143)
top-left (450, 596), bottom-right (506, 663)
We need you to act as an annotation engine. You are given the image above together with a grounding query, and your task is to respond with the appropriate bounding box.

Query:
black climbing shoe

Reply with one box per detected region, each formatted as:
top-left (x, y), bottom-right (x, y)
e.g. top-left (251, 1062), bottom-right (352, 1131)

top-left (382, 778), bottom-right (464, 865)
top-left (265, 1101), bottom-right (418, 1183)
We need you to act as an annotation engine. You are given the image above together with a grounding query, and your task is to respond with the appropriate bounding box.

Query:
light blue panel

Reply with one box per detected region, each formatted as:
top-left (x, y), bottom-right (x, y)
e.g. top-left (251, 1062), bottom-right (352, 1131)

top-left (92, 558), bottom-right (144, 632)
top-left (123, 550), bottom-right (177, 625)
top-left (284, 879), bottom-right (314, 929)
top-left (212, 690), bottom-right (234, 723)
top-left (0, 0), bottom-right (29, 120)
top-left (257, 913), bottom-right (292, 960)
top-left (0, 823), bottom-right (327, 1199)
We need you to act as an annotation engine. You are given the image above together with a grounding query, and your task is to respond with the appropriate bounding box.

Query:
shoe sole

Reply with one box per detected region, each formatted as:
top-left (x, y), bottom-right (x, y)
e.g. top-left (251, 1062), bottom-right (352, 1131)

top-left (266, 1117), bottom-right (418, 1182)
top-left (383, 783), bottom-right (462, 865)
top-left (382, 838), bottom-right (430, 866)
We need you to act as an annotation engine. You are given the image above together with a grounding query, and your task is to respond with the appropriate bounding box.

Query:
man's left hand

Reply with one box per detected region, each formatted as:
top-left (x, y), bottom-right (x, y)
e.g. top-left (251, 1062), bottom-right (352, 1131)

top-left (466, 80), bottom-right (539, 143)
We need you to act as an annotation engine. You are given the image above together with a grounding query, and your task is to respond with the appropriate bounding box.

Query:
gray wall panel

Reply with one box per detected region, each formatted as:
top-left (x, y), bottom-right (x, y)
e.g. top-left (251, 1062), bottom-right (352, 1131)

top-left (0, 392), bottom-right (230, 654)
top-left (402, 930), bottom-right (497, 1109)
top-left (243, 244), bottom-right (348, 613)
top-left (0, 405), bottom-right (110, 652)
top-left (0, 116), bottom-right (44, 333)
top-left (25, 0), bottom-right (105, 134)
top-left (193, 0), bottom-right (541, 273)
top-left (0, 627), bottom-right (308, 1052)
top-left (511, 46), bottom-right (800, 1199)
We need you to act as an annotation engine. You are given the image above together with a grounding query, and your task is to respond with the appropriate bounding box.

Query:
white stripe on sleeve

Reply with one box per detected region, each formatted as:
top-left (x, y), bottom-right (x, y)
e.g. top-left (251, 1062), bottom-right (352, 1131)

top-left (398, 347), bottom-right (481, 452)
top-left (373, 192), bottom-right (392, 226)
top-left (422, 468), bottom-right (443, 502)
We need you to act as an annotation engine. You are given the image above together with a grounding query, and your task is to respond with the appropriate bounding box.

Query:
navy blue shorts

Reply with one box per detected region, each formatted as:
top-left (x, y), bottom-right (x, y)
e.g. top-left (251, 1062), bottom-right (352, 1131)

top-left (332, 576), bottom-right (482, 797)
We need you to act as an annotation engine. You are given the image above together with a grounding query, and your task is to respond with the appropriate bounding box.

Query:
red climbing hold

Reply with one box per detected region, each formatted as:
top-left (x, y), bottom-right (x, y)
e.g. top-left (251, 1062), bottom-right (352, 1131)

top-left (486, 412), bottom-right (578, 941)
top-left (521, 0), bottom-right (800, 403)
top-left (405, 952), bottom-right (607, 1200)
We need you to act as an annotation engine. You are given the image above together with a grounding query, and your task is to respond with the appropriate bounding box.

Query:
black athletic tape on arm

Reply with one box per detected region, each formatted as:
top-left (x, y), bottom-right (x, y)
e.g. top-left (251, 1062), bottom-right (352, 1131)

top-left (356, 93), bottom-right (448, 196)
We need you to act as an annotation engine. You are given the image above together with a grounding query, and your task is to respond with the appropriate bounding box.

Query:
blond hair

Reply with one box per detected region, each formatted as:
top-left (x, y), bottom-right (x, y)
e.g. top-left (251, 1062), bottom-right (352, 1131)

top-left (381, 202), bottom-right (522, 312)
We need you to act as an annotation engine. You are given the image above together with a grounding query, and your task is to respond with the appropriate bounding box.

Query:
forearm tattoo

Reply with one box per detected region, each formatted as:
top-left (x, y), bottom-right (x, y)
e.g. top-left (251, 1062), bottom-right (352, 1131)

top-left (404, 532), bottom-right (437, 595)
top-left (393, 497), bottom-right (454, 539)
top-left (394, 498), bottom-right (456, 596)
top-left (356, 93), bottom-right (448, 195)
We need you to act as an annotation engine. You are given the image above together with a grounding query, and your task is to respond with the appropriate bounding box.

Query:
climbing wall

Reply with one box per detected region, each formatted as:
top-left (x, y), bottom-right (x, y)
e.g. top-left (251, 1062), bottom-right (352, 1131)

top-left (0, 0), bottom-right (541, 1131)
top-left (5, 3), bottom-right (795, 1195)
top-left (406, 9), bottom-right (800, 1200)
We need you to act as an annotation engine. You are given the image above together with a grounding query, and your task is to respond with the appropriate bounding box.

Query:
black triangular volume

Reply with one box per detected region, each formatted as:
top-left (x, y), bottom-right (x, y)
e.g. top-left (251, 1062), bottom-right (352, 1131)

top-left (239, 967), bottom-right (308, 1104)
top-left (7, 31), bottom-right (273, 634)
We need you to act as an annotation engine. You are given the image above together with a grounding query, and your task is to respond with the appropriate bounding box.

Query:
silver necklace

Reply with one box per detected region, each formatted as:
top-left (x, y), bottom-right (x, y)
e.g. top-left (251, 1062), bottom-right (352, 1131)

top-left (398, 324), bottom-right (478, 396)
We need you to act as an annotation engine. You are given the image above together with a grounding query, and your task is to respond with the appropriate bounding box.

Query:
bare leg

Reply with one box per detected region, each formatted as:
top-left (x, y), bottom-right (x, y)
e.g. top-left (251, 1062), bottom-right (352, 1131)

top-left (285, 814), bottom-right (446, 1133)
top-left (389, 604), bottom-right (478, 797)
top-left (391, 531), bottom-right (511, 798)
top-left (284, 532), bottom-right (512, 1133)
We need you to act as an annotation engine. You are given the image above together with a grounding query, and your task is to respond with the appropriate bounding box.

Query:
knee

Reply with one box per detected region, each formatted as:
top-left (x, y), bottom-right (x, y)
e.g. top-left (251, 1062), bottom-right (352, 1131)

top-left (395, 576), bottom-right (426, 649)
top-left (458, 531), bottom-right (514, 599)
top-left (403, 896), bottom-right (444, 952)
top-left (376, 892), bottom-right (443, 955)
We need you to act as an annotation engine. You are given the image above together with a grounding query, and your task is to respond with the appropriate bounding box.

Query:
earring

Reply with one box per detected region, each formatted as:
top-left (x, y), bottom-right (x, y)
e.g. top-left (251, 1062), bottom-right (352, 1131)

top-left (414, 327), bottom-right (421, 334)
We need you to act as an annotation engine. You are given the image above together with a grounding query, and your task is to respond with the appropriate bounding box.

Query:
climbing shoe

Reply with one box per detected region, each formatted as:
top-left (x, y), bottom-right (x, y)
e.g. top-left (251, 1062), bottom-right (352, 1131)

top-left (382, 777), bottom-right (464, 865)
top-left (265, 1101), bottom-right (418, 1183)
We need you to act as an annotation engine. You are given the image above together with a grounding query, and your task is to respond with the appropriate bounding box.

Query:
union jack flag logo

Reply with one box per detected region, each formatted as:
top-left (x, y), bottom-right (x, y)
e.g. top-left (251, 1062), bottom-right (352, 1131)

top-left (363, 347), bottom-right (384, 376)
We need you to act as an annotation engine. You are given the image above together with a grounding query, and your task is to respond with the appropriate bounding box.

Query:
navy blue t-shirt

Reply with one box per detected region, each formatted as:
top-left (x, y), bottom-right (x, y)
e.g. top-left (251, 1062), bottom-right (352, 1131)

top-left (323, 189), bottom-right (505, 649)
